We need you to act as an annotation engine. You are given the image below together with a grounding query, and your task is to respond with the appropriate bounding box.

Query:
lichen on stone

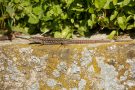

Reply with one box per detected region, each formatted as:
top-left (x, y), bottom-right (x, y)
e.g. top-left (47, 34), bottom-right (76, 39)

top-left (0, 42), bottom-right (135, 90)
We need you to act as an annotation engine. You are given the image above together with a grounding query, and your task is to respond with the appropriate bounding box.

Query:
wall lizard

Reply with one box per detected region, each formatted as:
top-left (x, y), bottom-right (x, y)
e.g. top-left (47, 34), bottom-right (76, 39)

top-left (0, 35), bottom-right (133, 45)
top-left (17, 36), bottom-right (133, 45)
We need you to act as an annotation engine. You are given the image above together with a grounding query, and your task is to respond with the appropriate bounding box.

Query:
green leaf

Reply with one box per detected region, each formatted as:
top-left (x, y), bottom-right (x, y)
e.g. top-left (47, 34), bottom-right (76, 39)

top-left (61, 27), bottom-right (71, 38)
top-left (61, 13), bottom-right (68, 20)
top-left (108, 30), bottom-right (116, 39)
top-left (71, 19), bottom-right (74, 23)
top-left (66, 33), bottom-right (72, 39)
top-left (123, 0), bottom-right (131, 6)
top-left (124, 6), bottom-right (135, 15)
top-left (28, 14), bottom-right (39, 24)
top-left (78, 26), bottom-right (87, 36)
top-left (88, 19), bottom-right (94, 28)
top-left (91, 14), bottom-right (96, 21)
top-left (54, 27), bottom-right (71, 38)
top-left (34, 0), bottom-right (39, 3)
top-left (24, 6), bottom-right (32, 14)
top-left (87, 14), bottom-right (96, 28)
top-left (52, 5), bottom-right (63, 16)
top-left (110, 10), bottom-right (118, 21)
top-left (40, 27), bottom-right (50, 33)
top-left (33, 6), bottom-right (43, 16)
top-left (54, 32), bottom-right (62, 38)
top-left (71, 7), bottom-right (84, 12)
top-left (127, 24), bottom-right (134, 30)
top-left (20, 1), bottom-right (30, 7)
top-left (12, 25), bottom-right (29, 34)
top-left (65, 0), bottom-right (74, 7)
top-left (126, 15), bottom-right (133, 23)
top-left (128, 0), bottom-right (135, 6)
top-left (88, 7), bottom-right (94, 13)
top-left (117, 15), bottom-right (127, 30)
top-left (42, 16), bottom-right (52, 21)
top-left (6, 5), bottom-right (15, 17)
top-left (104, 0), bottom-right (114, 9)
top-left (94, 0), bottom-right (107, 9)
top-left (113, 0), bottom-right (118, 5)
top-left (13, 0), bottom-right (20, 3)
top-left (43, 5), bottom-right (48, 11)
top-left (74, 24), bottom-right (79, 28)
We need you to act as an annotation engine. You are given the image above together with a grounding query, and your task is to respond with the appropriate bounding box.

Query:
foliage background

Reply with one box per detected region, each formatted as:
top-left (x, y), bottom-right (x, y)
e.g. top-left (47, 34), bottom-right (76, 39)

top-left (0, 0), bottom-right (135, 38)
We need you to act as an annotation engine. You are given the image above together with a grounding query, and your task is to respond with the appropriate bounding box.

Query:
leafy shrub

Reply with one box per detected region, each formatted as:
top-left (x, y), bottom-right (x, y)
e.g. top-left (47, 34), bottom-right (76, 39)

top-left (0, 0), bottom-right (135, 38)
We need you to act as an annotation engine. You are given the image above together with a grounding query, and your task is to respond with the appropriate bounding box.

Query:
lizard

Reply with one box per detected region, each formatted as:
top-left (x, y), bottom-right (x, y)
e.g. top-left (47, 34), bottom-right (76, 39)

top-left (0, 34), bottom-right (133, 45)
top-left (15, 36), bottom-right (133, 45)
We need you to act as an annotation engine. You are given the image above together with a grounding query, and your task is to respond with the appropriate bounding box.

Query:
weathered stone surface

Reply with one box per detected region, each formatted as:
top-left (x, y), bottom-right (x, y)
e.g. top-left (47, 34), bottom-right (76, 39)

top-left (0, 42), bottom-right (135, 90)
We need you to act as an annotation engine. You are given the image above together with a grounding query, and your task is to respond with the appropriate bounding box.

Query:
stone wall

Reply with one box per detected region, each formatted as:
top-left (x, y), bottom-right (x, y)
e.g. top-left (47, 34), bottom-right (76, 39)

top-left (0, 42), bottom-right (135, 90)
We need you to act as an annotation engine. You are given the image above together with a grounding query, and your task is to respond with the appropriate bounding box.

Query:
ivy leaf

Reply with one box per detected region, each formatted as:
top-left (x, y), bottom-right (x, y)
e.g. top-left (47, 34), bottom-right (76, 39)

top-left (71, 7), bottom-right (84, 12)
top-left (33, 6), bottom-right (43, 17)
top-left (12, 25), bottom-right (29, 34)
top-left (65, 0), bottom-right (74, 7)
top-left (124, 6), bottom-right (135, 15)
top-left (113, 0), bottom-right (118, 5)
top-left (20, 1), bottom-right (30, 7)
top-left (28, 14), bottom-right (39, 24)
top-left (52, 5), bottom-right (63, 16)
top-left (117, 15), bottom-right (127, 30)
top-left (66, 33), bottom-right (72, 39)
top-left (126, 15), bottom-right (133, 23)
top-left (108, 30), bottom-right (117, 39)
top-left (61, 27), bottom-right (71, 38)
top-left (43, 5), bottom-right (48, 11)
top-left (24, 6), bottom-right (32, 14)
top-left (40, 26), bottom-right (50, 34)
top-left (54, 27), bottom-right (72, 38)
top-left (91, 14), bottom-right (97, 21)
top-left (88, 7), bottom-right (94, 14)
top-left (34, 0), bottom-right (39, 3)
top-left (78, 26), bottom-right (87, 36)
top-left (13, 0), bottom-right (20, 3)
top-left (88, 14), bottom-right (97, 28)
top-left (6, 5), bottom-right (15, 18)
top-left (42, 16), bottom-right (52, 21)
top-left (88, 19), bottom-right (94, 29)
top-left (104, 0), bottom-right (114, 9)
top-left (123, 0), bottom-right (131, 6)
top-left (54, 31), bottom-right (62, 38)
top-left (94, 0), bottom-right (107, 9)
top-left (127, 24), bottom-right (134, 30)
top-left (74, 24), bottom-right (79, 28)
top-left (61, 13), bottom-right (68, 20)
top-left (71, 19), bottom-right (74, 23)
top-left (110, 10), bottom-right (118, 21)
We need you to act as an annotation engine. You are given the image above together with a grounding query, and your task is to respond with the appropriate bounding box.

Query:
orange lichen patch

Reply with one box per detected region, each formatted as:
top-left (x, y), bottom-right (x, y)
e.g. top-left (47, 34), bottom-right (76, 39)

top-left (83, 73), bottom-right (101, 90)
top-left (128, 86), bottom-right (135, 90)
top-left (39, 80), bottom-right (52, 90)
top-left (94, 42), bottom-right (135, 86)
top-left (96, 43), bottom-right (128, 63)
top-left (67, 80), bottom-right (79, 89)
top-left (45, 58), bottom-right (60, 76)
top-left (91, 57), bottom-right (101, 74)
top-left (85, 79), bottom-right (93, 89)
top-left (55, 74), bottom-right (68, 88)
top-left (117, 64), bottom-right (130, 78)
top-left (85, 78), bottom-right (100, 90)
top-left (95, 42), bottom-right (132, 58)
top-left (31, 45), bottom-right (51, 57)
